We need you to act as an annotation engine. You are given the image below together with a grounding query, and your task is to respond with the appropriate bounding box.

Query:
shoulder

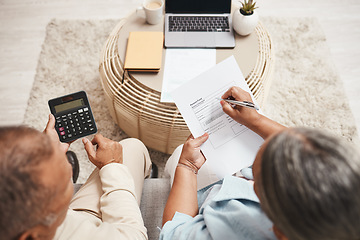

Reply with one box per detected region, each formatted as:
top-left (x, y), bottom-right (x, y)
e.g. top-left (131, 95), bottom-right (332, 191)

top-left (161, 176), bottom-right (276, 240)
top-left (200, 176), bottom-right (276, 239)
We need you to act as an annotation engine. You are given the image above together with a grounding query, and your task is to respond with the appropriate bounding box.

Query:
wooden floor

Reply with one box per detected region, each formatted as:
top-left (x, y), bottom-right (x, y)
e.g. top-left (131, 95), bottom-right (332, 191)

top-left (0, 0), bottom-right (359, 136)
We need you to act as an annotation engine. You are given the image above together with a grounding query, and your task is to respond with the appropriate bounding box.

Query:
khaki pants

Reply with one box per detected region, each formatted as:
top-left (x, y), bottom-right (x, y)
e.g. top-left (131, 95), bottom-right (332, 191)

top-left (69, 138), bottom-right (152, 217)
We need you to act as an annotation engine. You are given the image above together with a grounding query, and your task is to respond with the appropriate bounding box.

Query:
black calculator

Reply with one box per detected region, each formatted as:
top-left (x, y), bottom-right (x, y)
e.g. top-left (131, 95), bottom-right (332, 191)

top-left (48, 91), bottom-right (97, 143)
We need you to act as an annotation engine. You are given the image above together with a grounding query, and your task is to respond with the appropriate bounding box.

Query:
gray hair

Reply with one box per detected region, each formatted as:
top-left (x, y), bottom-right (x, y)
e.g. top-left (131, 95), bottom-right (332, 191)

top-left (258, 127), bottom-right (360, 240)
top-left (0, 126), bottom-right (56, 240)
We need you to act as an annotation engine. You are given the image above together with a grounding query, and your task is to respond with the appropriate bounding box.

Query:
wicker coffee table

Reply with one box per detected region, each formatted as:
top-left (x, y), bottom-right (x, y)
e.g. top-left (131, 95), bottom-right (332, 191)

top-left (99, 11), bottom-right (274, 154)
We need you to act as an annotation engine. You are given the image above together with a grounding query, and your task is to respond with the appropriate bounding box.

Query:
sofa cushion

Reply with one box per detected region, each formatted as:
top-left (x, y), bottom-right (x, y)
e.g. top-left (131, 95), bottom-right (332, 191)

top-left (140, 178), bottom-right (171, 240)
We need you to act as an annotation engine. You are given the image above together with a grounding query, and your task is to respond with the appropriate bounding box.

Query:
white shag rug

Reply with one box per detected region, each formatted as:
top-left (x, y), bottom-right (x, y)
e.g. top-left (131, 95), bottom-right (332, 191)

top-left (23, 17), bottom-right (359, 183)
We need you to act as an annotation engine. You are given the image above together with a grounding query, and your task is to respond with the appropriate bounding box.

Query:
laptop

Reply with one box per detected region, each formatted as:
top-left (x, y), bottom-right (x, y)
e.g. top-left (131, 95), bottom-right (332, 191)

top-left (164, 0), bottom-right (235, 48)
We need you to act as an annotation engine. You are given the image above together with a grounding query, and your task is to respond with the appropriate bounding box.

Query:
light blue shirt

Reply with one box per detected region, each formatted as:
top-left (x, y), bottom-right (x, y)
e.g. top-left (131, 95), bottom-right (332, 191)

top-left (160, 175), bottom-right (276, 240)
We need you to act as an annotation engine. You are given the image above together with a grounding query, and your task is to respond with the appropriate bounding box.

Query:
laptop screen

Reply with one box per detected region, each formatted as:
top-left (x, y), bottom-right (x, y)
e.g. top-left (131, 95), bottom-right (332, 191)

top-left (165, 0), bottom-right (231, 14)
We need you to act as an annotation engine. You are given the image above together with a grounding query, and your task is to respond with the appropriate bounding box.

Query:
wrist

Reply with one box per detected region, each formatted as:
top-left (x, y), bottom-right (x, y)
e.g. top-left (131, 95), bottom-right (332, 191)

top-left (246, 113), bottom-right (263, 131)
top-left (96, 158), bottom-right (120, 169)
top-left (177, 161), bottom-right (198, 174)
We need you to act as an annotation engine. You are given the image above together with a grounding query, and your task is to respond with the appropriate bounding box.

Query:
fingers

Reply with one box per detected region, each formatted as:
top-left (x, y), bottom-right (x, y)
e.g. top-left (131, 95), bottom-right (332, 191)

top-left (90, 134), bottom-right (106, 147)
top-left (220, 100), bottom-right (238, 119)
top-left (186, 134), bottom-right (194, 141)
top-left (191, 132), bottom-right (209, 147)
top-left (44, 114), bottom-right (55, 133)
top-left (184, 133), bottom-right (208, 149)
top-left (83, 137), bottom-right (96, 160)
top-left (221, 86), bottom-right (236, 100)
top-left (221, 86), bottom-right (251, 102)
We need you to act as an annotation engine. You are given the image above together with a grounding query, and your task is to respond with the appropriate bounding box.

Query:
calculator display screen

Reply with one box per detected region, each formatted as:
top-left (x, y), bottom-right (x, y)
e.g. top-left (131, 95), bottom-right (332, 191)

top-left (54, 99), bottom-right (85, 113)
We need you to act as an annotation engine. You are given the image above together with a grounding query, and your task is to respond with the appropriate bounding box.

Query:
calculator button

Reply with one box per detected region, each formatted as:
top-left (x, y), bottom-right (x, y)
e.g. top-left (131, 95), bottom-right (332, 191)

top-left (84, 107), bottom-right (89, 111)
top-left (78, 109), bottom-right (83, 113)
top-left (90, 128), bottom-right (94, 131)
top-left (68, 134), bottom-right (72, 138)
top-left (60, 131), bottom-right (65, 136)
top-left (59, 127), bottom-right (64, 131)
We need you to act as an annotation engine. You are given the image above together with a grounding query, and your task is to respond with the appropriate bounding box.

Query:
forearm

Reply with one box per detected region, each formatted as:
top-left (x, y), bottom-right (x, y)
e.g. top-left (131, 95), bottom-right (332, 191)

top-left (247, 114), bottom-right (286, 139)
top-left (162, 166), bottom-right (198, 226)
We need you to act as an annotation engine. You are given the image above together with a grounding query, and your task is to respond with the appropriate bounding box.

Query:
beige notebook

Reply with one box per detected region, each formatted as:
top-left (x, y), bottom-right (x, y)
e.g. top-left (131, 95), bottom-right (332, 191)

top-left (124, 31), bottom-right (164, 72)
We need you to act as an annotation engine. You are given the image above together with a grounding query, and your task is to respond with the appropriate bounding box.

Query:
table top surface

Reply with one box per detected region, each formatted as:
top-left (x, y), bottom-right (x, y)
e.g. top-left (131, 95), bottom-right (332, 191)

top-left (117, 11), bottom-right (259, 93)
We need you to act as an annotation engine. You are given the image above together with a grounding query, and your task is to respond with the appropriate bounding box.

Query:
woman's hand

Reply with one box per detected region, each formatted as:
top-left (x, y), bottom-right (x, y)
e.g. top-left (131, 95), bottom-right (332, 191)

top-left (220, 86), bottom-right (262, 128)
top-left (221, 86), bottom-right (286, 139)
top-left (162, 132), bottom-right (209, 225)
top-left (178, 133), bottom-right (209, 172)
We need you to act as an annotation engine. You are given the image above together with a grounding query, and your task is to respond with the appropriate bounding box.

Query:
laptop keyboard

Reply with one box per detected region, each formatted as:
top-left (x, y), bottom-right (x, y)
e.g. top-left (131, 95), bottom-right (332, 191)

top-left (168, 16), bottom-right (230, 32)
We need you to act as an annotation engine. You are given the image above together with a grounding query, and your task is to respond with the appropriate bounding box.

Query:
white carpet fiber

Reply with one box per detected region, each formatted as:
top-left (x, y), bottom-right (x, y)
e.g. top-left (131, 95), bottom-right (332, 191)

top-left (23, 17), bottom-right (359, 183)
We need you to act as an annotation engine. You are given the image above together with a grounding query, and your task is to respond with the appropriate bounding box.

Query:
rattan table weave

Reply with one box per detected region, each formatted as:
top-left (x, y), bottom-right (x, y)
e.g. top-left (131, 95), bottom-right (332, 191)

top-left (99, 12), bottom-right (274, 154)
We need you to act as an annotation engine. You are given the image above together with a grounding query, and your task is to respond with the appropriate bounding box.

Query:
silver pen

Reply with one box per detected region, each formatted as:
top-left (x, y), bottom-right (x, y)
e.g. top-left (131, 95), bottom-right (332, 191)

top-left (217, 98), bottom-right (260, 111)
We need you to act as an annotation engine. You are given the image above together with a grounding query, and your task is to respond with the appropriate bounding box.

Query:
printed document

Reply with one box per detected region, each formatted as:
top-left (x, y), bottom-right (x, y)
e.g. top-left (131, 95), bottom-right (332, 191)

top-left (161, 49), bottom-right (216, 102)
top-left (171, 56), bottom-right (264, 179)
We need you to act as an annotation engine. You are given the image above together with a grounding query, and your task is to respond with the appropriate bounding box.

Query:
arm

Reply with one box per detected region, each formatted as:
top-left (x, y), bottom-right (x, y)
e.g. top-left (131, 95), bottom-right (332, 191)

top-left (162, 133), bottom-right (209, 226)
top-left (221, 86), bottom-right (286, 139)
top-left (82, 134), bottom-right (147, 239)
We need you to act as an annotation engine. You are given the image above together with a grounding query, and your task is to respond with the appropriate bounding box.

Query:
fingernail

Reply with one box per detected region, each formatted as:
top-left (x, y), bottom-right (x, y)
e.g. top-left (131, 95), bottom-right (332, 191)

top-left (82, 138), bottom-right (88, 144)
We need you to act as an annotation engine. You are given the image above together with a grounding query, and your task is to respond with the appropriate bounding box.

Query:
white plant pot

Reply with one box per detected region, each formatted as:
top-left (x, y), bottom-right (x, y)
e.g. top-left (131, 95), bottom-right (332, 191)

top-left (232, 9), bottom-right (259, 36)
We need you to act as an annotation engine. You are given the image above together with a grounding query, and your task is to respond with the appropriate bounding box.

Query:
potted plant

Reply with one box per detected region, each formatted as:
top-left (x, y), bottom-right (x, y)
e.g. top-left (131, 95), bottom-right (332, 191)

top-left (233, 0), bottom-right (259, 36)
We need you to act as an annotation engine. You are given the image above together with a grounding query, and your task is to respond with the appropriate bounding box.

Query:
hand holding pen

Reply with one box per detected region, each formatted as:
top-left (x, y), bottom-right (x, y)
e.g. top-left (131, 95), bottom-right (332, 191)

top-left (219, 86), bottom-right (262, 127)
top-left (216, 98), bottom-right (259, 111)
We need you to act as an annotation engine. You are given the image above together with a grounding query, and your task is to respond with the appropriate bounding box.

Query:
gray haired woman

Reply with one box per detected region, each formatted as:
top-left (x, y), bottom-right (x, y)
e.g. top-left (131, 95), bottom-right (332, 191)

top-left (161, 86), bottom-right (360, 240)
top-left (254, 127), bottom-right (360, 240)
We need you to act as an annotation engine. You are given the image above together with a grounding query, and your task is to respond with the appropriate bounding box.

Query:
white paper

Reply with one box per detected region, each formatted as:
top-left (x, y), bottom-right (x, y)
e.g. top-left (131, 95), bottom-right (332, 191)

top-left (161, 49), bottom-right (216, 102)
top-left (171, 56), bottom-right (264, 179)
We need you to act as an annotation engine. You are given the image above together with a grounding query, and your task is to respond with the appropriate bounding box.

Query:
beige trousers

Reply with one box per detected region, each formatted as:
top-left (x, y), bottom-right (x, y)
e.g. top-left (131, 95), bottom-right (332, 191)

top-left (69, 138), bottom-right (152, 216)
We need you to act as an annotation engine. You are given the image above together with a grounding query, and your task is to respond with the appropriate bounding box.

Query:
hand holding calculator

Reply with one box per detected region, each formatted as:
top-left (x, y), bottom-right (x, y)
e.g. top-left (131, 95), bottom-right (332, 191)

top-left (48, 91), bottom-right (97, 143)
